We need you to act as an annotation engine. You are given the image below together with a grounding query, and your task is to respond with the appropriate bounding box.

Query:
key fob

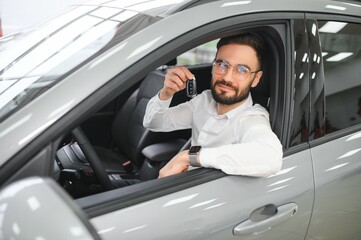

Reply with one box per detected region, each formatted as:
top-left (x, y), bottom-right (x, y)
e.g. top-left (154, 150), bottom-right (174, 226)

top-left (186, 77), bottom-right (197, 98)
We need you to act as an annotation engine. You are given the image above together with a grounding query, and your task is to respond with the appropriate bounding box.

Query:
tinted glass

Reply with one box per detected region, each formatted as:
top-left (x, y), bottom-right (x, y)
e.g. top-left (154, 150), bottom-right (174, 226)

top-left (289, 19), bottom-right (310, 146)
top-left (319, 21), bottom-right (361, 134)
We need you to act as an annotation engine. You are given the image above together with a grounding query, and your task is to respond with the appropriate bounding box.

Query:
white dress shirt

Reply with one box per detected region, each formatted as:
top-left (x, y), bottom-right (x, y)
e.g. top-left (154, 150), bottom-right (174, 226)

top-left (143, 90), bottom-right (283, 177)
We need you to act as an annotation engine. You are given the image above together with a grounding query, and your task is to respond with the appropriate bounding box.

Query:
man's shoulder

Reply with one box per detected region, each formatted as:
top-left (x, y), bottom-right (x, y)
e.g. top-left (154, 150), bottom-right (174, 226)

top-left (243, 103), bottom-right (270, 120)
top-left (239, 106), bottom-right (271, 131)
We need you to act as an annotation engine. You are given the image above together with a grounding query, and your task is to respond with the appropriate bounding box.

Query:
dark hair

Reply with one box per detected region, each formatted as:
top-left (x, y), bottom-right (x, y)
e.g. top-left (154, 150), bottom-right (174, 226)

top-left (216, 33), bottom-right (265, 69)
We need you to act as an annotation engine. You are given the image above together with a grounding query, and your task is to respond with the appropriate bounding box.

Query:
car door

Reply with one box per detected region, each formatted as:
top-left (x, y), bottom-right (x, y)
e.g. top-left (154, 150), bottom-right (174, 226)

top-left (79, 12), bottom-right (315, 240)
top-left (305, 16), bottom-right (361, 240)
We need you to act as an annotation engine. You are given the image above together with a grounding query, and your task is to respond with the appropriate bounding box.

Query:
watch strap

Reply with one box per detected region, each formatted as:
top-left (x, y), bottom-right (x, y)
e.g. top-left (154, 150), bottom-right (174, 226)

top-left (188, 146), bottom-right (202, 167)
top-left (189, 154), bottom-right (201, 167)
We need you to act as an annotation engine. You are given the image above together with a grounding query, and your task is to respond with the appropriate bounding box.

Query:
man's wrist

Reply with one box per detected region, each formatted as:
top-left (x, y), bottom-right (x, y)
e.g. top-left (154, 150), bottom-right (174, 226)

top-left (189, 155), bottom-right (201, 167)
top-left (159, 88), bottom-right (172, 101)
top-left (188, 146), bottom-right (202, 167)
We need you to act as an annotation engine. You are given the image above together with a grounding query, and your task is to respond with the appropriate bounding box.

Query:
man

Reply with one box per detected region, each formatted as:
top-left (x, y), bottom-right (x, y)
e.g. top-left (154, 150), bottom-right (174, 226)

top-left (143, 33), bottom-right (283, 178)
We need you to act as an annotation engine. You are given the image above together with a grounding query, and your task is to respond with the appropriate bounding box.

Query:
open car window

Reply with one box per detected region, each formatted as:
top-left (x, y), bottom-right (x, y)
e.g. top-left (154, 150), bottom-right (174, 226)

top-left (54, 27), bottom-right (284, 201)
top-left (177, 40), bottom-right (217, 65)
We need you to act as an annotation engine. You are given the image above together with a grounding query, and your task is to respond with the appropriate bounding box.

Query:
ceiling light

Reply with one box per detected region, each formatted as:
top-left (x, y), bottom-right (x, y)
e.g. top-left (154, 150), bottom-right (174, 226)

top-left (326, 52), bottom-right (353, 62)
top-left (319, 21), bottom-right (347, 33)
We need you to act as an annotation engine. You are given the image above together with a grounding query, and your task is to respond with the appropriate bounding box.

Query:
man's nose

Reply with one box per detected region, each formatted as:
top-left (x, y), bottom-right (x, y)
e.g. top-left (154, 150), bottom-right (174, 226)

top-left (223, 66), bottom-right (234, 82)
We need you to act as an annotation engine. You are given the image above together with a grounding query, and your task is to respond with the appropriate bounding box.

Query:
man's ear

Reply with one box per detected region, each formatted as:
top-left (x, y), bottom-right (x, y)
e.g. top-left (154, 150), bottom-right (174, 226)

top-left (251, 70), bottom-right (263, 87)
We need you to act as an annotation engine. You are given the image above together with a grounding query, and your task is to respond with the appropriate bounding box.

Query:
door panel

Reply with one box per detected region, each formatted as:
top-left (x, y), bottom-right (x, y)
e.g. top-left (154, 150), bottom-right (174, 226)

top-left (91, 150), bottom-right (314, 240)
top-left (306, 18), bottom-right (361, 240)
top-left (307, 130), bottom-right (361, 240)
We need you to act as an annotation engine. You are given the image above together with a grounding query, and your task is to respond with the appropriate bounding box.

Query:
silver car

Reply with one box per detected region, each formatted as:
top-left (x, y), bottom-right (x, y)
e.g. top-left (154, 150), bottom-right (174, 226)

top-left (0, 0), bottom-right (361, 239)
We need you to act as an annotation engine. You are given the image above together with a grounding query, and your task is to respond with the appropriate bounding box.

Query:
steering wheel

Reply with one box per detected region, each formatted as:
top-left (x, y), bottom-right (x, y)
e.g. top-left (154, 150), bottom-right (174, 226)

top-left (71, 127), bottom-right (114, 191)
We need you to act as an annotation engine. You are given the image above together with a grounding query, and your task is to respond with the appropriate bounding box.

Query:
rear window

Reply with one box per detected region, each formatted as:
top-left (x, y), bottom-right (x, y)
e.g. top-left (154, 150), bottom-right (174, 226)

top-left (319, 20), bottom-right (361, 134)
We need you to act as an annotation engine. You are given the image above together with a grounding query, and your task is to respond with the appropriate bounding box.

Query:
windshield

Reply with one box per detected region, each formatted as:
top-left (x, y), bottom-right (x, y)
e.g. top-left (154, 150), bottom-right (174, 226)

top-left (0, 0), bottom-right (180, 122)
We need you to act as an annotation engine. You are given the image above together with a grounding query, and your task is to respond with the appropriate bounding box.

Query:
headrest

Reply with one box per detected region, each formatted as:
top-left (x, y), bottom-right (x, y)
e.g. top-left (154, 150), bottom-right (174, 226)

top-left (137, 70), bottom-right (165, 101)
top-left (165, 58), bottom-right (177, 66)
top-left (250, 49), bottom-right (271, 109)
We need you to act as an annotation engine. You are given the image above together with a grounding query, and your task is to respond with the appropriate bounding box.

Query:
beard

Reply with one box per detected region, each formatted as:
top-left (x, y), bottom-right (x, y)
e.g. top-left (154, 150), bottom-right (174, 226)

top-left (210, 79), bottom-right (252, 105)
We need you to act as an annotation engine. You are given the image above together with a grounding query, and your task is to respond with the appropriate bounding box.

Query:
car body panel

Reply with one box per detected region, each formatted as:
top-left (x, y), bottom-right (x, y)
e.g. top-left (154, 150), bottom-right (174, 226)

top-left (90, 150), bottom-right (314, 240)
top-left (0, 0), bottom-right (360, 239)
top-left (307, 130), bottom-right (361, 240)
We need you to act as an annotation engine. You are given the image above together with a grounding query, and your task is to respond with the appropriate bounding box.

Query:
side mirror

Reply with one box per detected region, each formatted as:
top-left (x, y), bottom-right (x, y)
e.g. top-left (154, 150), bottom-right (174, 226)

top-left (0, 177), bottom-right (101, 240)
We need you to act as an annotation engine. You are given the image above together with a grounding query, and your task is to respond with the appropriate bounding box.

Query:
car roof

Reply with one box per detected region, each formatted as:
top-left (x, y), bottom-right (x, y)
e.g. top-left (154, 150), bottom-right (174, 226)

top-left (60, 0), bottom-right (361, 19)
top-left (169, 0), bottom-right (361, 17)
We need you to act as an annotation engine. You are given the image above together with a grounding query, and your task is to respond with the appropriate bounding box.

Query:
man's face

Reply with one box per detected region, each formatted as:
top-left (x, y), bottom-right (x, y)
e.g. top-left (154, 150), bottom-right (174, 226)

top-left (211, 44), bottom-right (262, 105)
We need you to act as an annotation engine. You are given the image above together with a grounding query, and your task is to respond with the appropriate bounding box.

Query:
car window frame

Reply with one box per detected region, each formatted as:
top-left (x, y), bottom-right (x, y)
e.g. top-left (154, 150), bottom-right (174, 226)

top-left (2, 12), bottom-right (301, 217)
top-left (305, 13), bottom-right (361, 147)
top-left (76, 16), bottom-right (294, 216)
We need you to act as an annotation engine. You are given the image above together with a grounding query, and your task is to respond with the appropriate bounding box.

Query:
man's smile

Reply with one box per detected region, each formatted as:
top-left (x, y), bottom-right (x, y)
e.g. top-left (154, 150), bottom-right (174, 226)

top-left (217, 83), bottom-right (234, 92)
top-left (214, 80), bottom-right (237, 93)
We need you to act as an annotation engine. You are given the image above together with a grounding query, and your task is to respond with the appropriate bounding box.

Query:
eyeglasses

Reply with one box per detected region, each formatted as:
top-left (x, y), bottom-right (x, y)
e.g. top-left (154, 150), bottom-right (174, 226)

top-left (212, 59), bottom-right (260, 81)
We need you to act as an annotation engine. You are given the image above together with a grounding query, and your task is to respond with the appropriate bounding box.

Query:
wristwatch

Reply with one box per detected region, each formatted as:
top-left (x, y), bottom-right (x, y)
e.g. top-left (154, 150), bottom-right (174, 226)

top-left (188, 146), bottom-right (202, 167)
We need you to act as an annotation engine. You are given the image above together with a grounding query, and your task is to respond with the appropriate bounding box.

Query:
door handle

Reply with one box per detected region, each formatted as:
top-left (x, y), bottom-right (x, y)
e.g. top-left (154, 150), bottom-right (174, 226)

top-left (233, 203), bottom-right (298, 236)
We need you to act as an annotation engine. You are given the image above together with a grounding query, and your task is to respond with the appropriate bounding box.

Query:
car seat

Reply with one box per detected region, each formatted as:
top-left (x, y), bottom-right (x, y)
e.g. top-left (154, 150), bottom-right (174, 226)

top-left (95, 69), bottom-right (189, 173)
top-left (250, 58), bottom-right (271, 110)
top-left (57, 67), bottom-right (189, 176)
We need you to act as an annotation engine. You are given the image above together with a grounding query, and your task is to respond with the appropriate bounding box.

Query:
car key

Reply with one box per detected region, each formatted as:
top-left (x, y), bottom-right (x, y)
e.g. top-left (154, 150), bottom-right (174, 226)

top-left (186, 77), bottom-right (197, 98)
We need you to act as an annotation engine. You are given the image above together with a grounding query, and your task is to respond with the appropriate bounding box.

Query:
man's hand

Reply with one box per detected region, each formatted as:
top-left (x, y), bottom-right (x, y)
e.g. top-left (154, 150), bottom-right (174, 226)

top-left (159, 67), bottom-right (194, 100)
top-left (158, 150), bottom-right (190, 178)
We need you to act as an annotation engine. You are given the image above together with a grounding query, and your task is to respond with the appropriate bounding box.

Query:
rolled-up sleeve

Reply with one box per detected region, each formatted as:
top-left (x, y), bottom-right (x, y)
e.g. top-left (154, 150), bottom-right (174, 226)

top-left (143, 93), bottom-right (193, 132)
top-left (199, 115), bottom-right (283, 177)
